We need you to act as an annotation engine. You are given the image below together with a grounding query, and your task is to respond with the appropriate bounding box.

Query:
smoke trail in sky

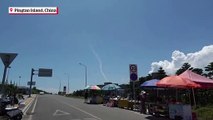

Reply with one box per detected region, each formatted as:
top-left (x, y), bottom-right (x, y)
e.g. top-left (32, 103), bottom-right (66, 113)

top-left (90, 46), bottom-right (108, 82)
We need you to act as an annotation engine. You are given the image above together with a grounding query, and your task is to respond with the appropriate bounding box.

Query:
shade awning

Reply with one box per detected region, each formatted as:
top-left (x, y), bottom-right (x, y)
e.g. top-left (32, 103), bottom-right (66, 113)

top-left (85, 85), bottom-right (101, 90)
top-left (140, 79), bottom-right (159, 87)
top-left (102, 84), bottom-right (120, 90)
top-left (157, 75), bottom-right (200, 88)
top-left (179, 70), bottom-right (213, 88)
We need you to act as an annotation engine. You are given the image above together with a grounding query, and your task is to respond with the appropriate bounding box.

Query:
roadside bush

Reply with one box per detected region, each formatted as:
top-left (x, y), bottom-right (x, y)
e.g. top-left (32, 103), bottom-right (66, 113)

top-left (194, 106), bottom-right (213, 120)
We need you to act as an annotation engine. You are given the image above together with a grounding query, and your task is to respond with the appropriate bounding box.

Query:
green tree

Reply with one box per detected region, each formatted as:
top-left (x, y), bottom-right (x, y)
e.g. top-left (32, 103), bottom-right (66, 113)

top-left (139, 77), bottom-right (146, 85)
top-left (157, 67), bottom-right (167, 79)
top-left (191, 68), bottom-right (203, 75)
top-left (176, 63), bottom-right (192, 75)
top-left (145, 74), bottom-right (152, 80)
top-left (205, 62), bottom-right (213, 79)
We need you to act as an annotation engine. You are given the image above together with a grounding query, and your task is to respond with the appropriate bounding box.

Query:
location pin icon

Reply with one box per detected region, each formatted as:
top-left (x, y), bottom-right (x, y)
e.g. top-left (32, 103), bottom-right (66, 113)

top-left (10, 8), bottom-right (13, 12)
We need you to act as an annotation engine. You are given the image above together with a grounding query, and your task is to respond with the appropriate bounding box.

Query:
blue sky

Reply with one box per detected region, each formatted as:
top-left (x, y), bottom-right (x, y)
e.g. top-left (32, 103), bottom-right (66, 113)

top-left (0, 0), bottom-right (213, 93)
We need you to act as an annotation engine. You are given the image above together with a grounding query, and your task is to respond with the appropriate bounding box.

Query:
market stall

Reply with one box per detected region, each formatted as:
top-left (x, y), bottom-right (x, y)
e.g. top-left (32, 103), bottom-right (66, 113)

top-left (157, 75), bottom-right (200, 120)
top-left (140, 79), bottom-right (169, 116)
top-left (102, 84), bottom-right (120, 107)
top-left (85, 85), bottom-right (103, 104)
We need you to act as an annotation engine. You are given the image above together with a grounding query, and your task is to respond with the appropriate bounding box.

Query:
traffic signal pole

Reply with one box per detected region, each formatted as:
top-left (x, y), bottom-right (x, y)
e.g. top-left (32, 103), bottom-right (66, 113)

top-left (29, 68), bottom-right (34, 97)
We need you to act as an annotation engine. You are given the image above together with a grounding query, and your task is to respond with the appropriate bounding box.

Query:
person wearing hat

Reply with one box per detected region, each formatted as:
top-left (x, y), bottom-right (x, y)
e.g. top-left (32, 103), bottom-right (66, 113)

top-left (140, 90), bottom-right (147, 114)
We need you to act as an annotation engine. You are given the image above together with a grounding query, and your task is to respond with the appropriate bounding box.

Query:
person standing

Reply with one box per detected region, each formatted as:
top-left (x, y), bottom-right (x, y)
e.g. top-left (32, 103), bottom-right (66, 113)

top-left (140, 90), bottom-right (146, 114)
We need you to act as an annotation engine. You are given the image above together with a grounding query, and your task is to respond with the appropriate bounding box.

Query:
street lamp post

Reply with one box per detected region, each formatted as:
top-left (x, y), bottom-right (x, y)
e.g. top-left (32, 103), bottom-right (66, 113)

top-left (79, 63), bottom-right (87, 87)
top-left (19, 76), bottom-right (21, 86)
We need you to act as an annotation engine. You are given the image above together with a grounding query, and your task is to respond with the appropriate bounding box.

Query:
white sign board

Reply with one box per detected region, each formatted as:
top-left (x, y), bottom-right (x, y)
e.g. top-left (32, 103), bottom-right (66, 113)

top-left (169, 104), bottom-right (192, 120)
top-left (28, 81), bottom-right (36, 85)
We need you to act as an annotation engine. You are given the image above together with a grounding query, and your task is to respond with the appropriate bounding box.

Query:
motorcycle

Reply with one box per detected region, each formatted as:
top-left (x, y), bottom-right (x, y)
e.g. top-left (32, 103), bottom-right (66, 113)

top-left (0, 98), bottom-right (23, 120)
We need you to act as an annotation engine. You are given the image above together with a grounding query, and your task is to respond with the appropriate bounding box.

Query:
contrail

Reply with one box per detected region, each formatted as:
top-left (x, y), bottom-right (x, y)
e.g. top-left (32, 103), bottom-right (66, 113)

top-left (90, 46), bottom-right (108, 82)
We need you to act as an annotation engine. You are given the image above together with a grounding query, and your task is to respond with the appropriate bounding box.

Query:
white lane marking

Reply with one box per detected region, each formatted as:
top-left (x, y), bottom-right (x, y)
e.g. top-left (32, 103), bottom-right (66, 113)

top-left (53, 109), bottom-right (70, 116)
top-left (84, 118), bottom-right (98, 120)
top-left (61, 101), bottom-right (102, 120)
top-left (28, 96), bottom-right (38, 120)
top-left (23, 101), bottom-right (33, 115)
top-left (31, 95), bottom-right (38, 113)
top-left (23, 96), bottom-right (36, 115)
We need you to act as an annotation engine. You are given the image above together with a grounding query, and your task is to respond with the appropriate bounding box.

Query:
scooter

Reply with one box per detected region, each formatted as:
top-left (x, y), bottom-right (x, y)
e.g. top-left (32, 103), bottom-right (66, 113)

top-left (0, 98), bottom-right (23, 120)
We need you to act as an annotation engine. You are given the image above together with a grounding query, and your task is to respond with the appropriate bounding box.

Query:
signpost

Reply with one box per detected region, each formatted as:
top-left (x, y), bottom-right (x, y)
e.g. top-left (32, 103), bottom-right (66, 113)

top-left (63, 86), bottom-right (66, 93)
top-left (29, 68), bottom-right (53, 97)
top-left (0, 53), bottom-right (17, 96)
top-left (129, 64), bottom-right (138, 110)
top-left (129, 64), bottom-right (138, 81)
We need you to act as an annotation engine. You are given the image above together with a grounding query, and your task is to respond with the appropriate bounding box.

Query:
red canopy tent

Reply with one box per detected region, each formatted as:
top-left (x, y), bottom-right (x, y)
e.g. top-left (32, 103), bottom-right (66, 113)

top-left (156, 75), bottom-right (200, 88)
top-left (179, 70), bottom-right (213, 88)
top-left (157, 75), bottom-right (200, 107)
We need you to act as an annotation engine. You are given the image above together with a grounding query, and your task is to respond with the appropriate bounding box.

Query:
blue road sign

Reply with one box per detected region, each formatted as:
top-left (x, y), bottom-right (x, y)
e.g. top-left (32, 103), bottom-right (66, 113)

top-left (130, 73), bottom-right (138, 81)
top-left (129, 64), bottom-right (138, 81)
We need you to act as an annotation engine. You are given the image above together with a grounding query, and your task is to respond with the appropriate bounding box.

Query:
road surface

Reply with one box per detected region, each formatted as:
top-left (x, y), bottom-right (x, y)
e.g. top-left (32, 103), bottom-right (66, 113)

top-left (23, 94), bottom-right (167, 120)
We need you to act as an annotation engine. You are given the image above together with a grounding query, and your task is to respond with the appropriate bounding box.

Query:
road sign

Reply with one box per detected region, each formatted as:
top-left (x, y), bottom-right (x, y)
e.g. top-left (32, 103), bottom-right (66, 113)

top-left (63, 86), bottom-right (66, 93)
top-left (0, 53), bottom-right (17, 67)
top-left (28, 81), bottom-right (36, 85)
top-left (38, 68), bottom-right (52, 77)
top-left (0, 53), bottom-right (18, 90)
top-left (129, 64), bottom-right (138, 81)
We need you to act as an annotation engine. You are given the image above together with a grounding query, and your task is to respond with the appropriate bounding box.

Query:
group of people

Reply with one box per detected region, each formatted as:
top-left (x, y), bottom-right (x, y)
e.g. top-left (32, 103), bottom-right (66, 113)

top-left (6, 93), bottom-right (24, 106)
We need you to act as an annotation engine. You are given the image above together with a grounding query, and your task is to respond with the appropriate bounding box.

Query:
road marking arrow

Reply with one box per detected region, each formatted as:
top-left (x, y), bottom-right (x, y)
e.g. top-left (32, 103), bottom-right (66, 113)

top-left (53, 109), bottom-right (70, 116)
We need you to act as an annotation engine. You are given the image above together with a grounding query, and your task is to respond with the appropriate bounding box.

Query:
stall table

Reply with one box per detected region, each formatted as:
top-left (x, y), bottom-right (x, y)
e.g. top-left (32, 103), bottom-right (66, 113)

top-left (146, 102), bottom-right (169, 117)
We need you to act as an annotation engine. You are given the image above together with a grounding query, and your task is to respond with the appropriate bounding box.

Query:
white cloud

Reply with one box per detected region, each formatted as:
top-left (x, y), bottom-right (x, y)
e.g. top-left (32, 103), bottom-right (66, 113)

top-left (149, 45), bottom-right (213, 75)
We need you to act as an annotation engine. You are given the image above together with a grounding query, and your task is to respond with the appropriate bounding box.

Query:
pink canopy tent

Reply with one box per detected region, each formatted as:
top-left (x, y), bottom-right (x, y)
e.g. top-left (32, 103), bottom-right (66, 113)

top-left (179, 70), bottom-right (213, 88)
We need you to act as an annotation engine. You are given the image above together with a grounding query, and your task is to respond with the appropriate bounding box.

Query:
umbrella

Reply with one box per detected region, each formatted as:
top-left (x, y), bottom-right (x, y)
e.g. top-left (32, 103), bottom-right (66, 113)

top-left (102, 84), bottom-right (120, 91)
top-left (140, 79), bottom-right (160, 97)
top-left (85, 85), bottom-right (101, 90)
top-left (140, 79), bottom-right (159, 87)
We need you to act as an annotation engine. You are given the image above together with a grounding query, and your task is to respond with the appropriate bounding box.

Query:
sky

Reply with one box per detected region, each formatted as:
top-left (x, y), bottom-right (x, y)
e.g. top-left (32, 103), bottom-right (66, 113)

top-left (0, 0), bottom-right (213, 93)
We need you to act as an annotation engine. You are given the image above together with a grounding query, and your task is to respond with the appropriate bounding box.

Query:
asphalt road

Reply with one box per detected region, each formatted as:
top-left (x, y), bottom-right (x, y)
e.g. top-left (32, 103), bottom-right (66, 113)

top-left (23, 95), bottom-right (168, 120)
